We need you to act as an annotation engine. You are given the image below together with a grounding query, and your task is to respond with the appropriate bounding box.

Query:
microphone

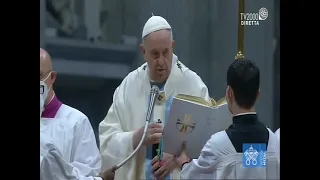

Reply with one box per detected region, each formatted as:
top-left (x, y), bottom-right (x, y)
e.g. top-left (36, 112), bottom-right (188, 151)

top-left (115, 85), bottom-right (160, 170)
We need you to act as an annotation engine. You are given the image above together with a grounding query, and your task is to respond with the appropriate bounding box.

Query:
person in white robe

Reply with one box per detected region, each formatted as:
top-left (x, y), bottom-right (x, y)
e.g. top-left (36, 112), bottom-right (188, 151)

top-left (40, 131), bottom-right (116, 180)
top-left (275, 128), bottom-right (280, 140)
top-left (175, 59), bottom-right (280, 179)
top-left (99, 15), bottom-right (211, 180)
top-left (40, 48), bottom-right (101, 177)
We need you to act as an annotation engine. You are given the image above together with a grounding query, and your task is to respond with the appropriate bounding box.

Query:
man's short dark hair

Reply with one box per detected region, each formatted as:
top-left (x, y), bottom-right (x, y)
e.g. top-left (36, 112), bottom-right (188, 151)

top-left (227, 59), bottom-right (260, 109)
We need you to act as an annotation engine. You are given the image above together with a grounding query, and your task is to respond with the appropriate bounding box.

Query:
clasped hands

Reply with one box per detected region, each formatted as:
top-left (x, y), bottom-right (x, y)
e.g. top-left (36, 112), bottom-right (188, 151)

top-left (133, 124), bottom-right (191, 180)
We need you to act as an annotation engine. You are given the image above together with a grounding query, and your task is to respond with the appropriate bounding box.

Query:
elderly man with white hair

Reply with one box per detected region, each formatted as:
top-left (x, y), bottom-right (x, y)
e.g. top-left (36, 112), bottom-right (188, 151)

top-left (99, 15), bottom-right (211, 180)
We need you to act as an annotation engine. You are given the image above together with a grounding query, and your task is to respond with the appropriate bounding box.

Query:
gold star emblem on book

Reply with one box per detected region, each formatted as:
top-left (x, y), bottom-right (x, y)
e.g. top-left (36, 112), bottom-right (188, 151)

top-left (176, 114), bottom-right (196, 134)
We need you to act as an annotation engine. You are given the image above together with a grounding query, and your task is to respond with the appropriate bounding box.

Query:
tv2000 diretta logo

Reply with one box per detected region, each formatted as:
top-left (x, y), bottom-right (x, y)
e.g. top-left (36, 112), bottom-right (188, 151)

top-left (240, 7), bottom-right (268, 26)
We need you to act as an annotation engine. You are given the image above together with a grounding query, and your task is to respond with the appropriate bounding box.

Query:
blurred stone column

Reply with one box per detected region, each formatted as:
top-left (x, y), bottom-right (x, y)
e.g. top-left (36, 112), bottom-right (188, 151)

top-left (101, 0), bottom-right (124, 43)
top-left (122, 0), bottom-right (140, 37)
top-left (209, 0), bottom-right (239, 99)
top-left (40, 0), bottom-right (46, 47)
top-left (186, 0), bottom-right (211, 86)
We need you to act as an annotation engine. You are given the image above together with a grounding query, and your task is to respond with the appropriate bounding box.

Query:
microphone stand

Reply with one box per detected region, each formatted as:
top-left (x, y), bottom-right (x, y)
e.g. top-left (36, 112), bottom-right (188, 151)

top-left (115, 86), bottom-right (159, 170)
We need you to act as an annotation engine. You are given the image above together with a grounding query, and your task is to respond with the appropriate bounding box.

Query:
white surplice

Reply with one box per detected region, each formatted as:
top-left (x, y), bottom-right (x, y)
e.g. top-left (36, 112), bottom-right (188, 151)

top-left (99, 54), bottom-right (211, 180)
top-left (41, 104), bottom-right (101, 177)
top-left (180, 129), bottom-right (280, 179)
top-left (275, 128), bottom-right (280, 140)
top-left (40, 132), bottom-right (102, 180)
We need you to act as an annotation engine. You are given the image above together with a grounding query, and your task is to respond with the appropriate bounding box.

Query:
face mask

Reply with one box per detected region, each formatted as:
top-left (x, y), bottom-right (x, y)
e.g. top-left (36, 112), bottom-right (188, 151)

top-left (40, 94), bottom-right (44, 119)
top-left (40, 81), bottom-right (49, 103)
top-left (40, 72), bottom-right (52, 101)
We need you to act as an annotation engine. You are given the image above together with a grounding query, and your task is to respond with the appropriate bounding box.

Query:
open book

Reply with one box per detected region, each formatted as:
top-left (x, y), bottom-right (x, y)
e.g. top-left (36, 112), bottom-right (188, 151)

top-left (162, 94), bottom-right (233, 158)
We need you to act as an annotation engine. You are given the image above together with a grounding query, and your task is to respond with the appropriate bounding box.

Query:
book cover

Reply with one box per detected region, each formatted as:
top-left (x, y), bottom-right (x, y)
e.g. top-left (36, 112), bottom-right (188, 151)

top-left (162, 94), bottom-right (233, 158)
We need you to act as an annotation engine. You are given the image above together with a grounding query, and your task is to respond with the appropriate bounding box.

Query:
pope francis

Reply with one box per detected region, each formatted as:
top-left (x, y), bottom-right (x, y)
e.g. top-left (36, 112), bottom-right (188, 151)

top-left (99, 15), bottom-right (211, 180)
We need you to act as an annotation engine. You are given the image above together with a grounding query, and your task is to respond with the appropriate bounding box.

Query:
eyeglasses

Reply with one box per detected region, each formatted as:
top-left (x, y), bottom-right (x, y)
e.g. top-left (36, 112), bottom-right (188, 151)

top-left (40, 85), bottom-right (44, 94)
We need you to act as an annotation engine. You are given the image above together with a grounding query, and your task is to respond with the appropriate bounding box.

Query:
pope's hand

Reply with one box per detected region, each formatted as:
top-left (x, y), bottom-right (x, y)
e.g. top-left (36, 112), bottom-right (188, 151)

top-left (133, 123), bottom-right (163, 148)
top-left (151, 153), bottom-right (178, 180)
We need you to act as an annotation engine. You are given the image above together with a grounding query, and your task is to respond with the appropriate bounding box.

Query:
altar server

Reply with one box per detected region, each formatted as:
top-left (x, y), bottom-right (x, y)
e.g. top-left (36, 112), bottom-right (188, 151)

top-left (177, 59), bottom-right (280, 179)
top-left (99, 15), bottom-right (210, 180)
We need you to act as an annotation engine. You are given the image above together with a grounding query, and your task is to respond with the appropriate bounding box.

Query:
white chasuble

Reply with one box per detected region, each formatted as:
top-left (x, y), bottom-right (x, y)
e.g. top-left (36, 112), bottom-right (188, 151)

top-left (99, 54), bottom-right (210, 180)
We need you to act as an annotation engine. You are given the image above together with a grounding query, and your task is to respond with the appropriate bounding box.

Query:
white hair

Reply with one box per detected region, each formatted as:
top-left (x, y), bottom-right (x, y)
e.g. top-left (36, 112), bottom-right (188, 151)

top-left (142, 29), bottom-right (173, 45)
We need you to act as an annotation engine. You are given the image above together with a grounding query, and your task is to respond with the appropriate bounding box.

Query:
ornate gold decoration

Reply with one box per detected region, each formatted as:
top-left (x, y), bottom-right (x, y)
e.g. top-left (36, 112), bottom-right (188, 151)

top-left (176, 94), bottom-right (226, 107)
top-left (235, 51), bottom-right (245, 60)
top-left (156, 91), bottom-right (166, 105)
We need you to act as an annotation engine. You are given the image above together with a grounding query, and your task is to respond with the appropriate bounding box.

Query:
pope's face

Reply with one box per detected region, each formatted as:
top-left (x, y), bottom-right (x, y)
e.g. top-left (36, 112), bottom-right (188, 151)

top-left (140, 29), bottom-right (175, 83)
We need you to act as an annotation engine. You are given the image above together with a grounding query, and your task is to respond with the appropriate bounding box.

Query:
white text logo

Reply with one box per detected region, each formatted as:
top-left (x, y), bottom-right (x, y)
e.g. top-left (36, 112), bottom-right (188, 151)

top-left (240, 7), bottom-right (268, 26)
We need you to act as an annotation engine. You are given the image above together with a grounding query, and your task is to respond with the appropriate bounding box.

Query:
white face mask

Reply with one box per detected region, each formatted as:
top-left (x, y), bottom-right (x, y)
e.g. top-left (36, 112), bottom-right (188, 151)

top-left (40, 94), bottom-right (44, 119)
top-left (40, 81), bottom-right (49, 102)
top-left (40, 72), bottom-right (52, 101)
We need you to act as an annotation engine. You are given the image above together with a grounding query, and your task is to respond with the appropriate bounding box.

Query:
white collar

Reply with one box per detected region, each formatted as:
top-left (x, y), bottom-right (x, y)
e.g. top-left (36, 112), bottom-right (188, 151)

top-left (233, 112), bottom-right (257, 117)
